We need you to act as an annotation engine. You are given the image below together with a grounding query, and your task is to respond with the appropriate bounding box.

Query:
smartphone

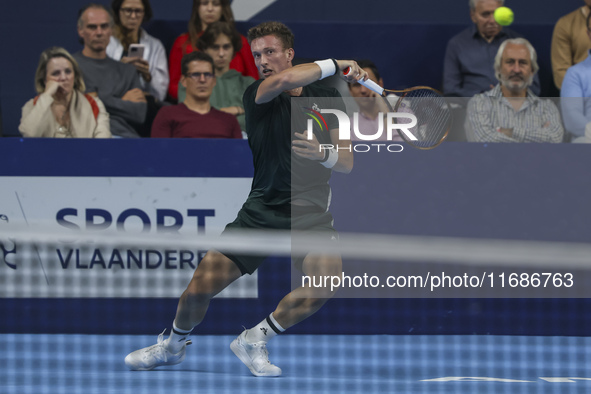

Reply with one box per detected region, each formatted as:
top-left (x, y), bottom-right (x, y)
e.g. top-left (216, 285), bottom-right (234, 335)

top-left (128, 44), bottom-right (145, 59)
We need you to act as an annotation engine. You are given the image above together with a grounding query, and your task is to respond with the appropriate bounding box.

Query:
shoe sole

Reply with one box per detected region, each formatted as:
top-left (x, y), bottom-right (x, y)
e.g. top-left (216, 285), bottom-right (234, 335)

top-left (125, 345), bottom-right (189, 371)
top-left (230, 338), bottom-right (281, 377)
top-left (125, 354), bottom-right (185, 371)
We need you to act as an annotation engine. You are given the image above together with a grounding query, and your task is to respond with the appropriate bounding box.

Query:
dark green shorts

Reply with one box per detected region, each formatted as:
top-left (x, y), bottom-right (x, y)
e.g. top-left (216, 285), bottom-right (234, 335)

top-left (220, 199), bottom-right (338, 275)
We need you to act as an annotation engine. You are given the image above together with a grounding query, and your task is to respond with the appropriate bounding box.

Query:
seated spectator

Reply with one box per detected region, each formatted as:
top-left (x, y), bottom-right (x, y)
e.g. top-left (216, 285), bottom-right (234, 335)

top-left (561, 11), bottom-right (591, 142)
top-left (551, 1), bottom-right (591, 90)
top-left (167, 0), bottom-right (257, 101)
top-left (19, 47), bottom-right (111, 138)
top-left (74, 3), bottom-right (147, 138)
top-left (347, 59), bottom-right (408, 142)
top-left (443, 0), bottom-right (540, 97)
top-left (107, 0), bottom-right (169, 102)
top-left (466, 38), bottom-right (563, 143)
top-left (178, 21), bottom-right (255, 132)
top-left (151, 52), bottom-right (241, 139)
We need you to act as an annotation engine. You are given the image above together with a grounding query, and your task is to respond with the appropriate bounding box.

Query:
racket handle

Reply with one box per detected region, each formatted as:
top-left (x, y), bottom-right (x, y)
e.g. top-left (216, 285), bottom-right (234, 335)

top-left (343, 66), bottom-right (384, 96)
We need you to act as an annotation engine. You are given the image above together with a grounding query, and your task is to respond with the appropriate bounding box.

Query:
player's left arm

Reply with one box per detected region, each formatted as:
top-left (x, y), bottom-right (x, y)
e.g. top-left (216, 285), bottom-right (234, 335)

top-left (328, 128), bottom-right (353, 173)
top-left (292, 128), bottom-right (353, 173)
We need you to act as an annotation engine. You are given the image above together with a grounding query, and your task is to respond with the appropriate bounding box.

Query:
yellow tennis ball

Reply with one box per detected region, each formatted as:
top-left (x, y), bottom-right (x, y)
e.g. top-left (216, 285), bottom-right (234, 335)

top-left (494, 6), bottom-right (514, 26)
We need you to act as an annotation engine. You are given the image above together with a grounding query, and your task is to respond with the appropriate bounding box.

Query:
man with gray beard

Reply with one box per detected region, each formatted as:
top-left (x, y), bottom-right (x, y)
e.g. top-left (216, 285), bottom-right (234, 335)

top-left (465, 38), bottom-right (564, 143)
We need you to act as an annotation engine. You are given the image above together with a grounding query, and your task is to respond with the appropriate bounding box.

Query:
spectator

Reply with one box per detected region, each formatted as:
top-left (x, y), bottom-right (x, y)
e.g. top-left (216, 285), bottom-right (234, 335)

top-left (167, 0), bottom-right (258, 101)
top-left (443, 0), bottom-right (540, 97)
top-left (19, 47), bottom-right (110, 138)
top-left (466, 38), bottom-right (563, 143)
top-left (178, 21), bottom-right (255, 132)
top-left (347, 59), bottom-right (411, 142)
top-left (561, 12), bottom-right (591, 142)
top-left (551, 1), bottom-right (591, 90)
top-left (107, 0), bottom-right (169, 102)
top-left (151, 52), bottom-right (241, 139)
top-left (74, 3), bottom-right (147, 138)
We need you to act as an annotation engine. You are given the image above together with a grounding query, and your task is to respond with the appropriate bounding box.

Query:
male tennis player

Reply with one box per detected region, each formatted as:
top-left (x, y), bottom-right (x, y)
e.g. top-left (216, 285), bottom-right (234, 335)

top-left (124, 21), bottom-right (366, 377)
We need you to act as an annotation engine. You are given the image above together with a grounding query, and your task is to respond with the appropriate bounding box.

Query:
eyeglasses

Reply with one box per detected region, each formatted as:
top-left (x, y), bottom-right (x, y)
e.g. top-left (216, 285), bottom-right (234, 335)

top-left (121, 7), bottom-right (145, 16)
top-left (186, 72), bottom-right (214, 80)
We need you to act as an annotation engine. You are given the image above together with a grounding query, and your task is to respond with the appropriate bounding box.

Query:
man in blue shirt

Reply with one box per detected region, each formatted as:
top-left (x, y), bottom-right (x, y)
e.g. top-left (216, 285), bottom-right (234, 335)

top-left (443, 0), bottom-right (540, 98)
top-left (560, 12), bottom-right (591, 142)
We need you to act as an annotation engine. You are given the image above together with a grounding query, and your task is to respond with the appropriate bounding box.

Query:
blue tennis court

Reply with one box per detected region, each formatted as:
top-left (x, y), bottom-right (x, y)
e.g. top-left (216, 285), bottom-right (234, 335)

top-left (3, 142), bottom-right (591, 394)
top-left (2, 333), bottom-right (590, 394)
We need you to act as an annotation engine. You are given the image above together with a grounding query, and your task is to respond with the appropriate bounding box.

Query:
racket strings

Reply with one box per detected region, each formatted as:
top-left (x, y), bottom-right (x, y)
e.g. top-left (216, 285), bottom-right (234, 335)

top-left (389, 88), bottom-right (451, 149)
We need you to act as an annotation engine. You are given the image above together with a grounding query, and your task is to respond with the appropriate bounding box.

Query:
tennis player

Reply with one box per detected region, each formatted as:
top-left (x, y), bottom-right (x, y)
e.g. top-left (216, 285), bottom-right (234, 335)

top-left (125, 21), bottom-right (366, 377)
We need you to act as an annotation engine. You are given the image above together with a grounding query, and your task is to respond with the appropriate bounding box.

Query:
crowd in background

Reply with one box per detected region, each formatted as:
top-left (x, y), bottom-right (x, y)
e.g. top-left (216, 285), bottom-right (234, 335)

top-left (16, 0), bottom-right (591, 143)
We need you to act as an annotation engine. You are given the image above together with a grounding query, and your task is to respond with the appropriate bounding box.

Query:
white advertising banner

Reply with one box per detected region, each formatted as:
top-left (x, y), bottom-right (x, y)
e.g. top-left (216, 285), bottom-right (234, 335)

top-left (0, 176), bottom-right (257, 298)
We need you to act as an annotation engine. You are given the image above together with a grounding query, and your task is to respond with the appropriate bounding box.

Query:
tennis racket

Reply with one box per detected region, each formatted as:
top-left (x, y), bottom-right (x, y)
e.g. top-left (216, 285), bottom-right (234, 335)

top-left (344, 67), bottom-right (451, 150)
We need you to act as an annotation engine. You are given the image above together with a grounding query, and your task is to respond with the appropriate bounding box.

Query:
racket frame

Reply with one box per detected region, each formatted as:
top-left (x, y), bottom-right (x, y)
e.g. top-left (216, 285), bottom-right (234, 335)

top-left (344, 67), bottom-right (451, 150)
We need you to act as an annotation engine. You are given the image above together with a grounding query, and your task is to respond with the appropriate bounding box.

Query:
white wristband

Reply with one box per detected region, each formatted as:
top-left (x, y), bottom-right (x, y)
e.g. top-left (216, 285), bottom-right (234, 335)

top-left (314, 59), bottom-right (337, 80)
top-left (320, 148), bottom-right (338, 168)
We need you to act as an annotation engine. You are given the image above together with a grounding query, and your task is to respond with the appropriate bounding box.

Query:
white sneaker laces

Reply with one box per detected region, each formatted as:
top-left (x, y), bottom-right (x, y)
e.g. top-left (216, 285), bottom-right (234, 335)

top-left (143, 329), bottom-right (169, 362)
top-left (252, 342), bottom-right (272, 365)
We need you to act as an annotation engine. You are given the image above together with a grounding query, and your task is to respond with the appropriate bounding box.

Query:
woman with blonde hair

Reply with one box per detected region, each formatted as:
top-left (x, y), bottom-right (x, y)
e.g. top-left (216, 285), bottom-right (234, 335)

top-left (19, 47), bottom-right (111, 138)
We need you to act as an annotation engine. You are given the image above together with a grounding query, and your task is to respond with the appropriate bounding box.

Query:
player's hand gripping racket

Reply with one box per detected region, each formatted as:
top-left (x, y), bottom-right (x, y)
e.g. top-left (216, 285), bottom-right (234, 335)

top-left (344, 67), bottom-right (451, 150)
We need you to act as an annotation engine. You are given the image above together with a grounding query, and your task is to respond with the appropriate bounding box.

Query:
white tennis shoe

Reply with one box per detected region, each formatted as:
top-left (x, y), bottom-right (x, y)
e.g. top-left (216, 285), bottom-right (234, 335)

top-left (230, 329), bottom-right (282, 377)
top-left (125, 329), bottom-right (192, 371)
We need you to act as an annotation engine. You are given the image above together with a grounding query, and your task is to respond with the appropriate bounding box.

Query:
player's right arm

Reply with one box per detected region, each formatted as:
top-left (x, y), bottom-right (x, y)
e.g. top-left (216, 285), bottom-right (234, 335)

top-left (255, 60), bottom-right (366, 104)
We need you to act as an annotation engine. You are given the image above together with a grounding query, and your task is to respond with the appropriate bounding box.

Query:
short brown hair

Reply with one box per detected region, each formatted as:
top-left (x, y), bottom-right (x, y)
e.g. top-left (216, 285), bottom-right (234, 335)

top-left (34, 47), bottom-right (86, 94)
top-left (181, 51), bottom-right (215, 76)
top-left (197, 21), bottom-right (242, 53)
top-left (247, 21), bottom-right (294, 51)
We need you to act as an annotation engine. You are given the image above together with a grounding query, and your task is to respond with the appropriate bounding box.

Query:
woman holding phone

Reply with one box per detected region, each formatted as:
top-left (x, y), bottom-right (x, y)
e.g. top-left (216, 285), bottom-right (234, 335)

top-left (107, 0), bottom-right (169, 101)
